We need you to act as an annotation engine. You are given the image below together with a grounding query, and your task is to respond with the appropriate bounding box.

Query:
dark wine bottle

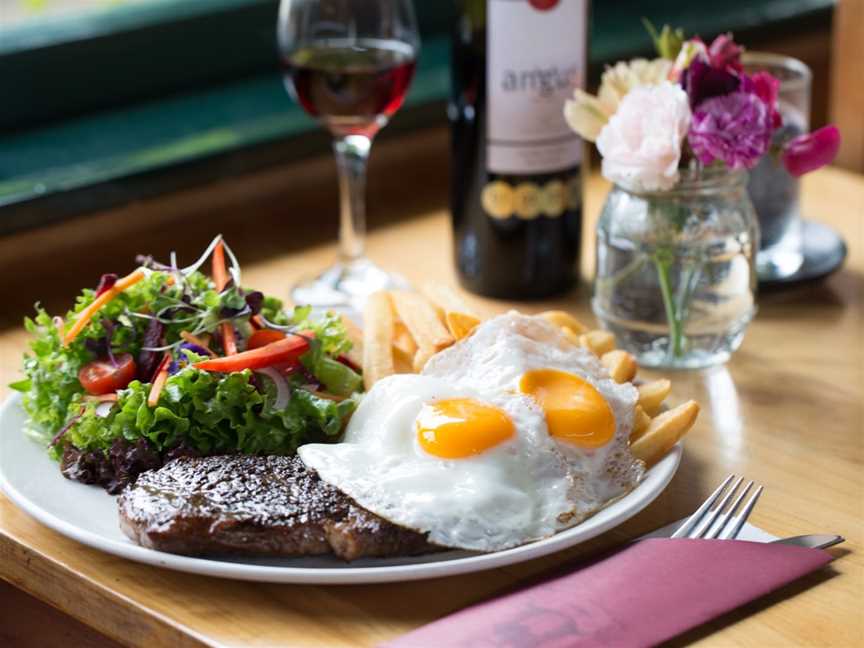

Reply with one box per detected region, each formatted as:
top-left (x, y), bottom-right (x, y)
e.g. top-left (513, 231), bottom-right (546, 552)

top-left (449, 0), bottom-right (588, 299)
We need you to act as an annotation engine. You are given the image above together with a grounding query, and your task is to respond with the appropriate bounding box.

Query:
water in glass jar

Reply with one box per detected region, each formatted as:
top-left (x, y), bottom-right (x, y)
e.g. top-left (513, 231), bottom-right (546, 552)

top-left (593, 228), bottom-right (757, 369)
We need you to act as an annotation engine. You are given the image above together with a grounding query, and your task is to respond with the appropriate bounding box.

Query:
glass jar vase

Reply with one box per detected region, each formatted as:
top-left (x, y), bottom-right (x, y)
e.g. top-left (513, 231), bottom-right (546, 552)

top-left (593, 168), bottom-right (759, 369)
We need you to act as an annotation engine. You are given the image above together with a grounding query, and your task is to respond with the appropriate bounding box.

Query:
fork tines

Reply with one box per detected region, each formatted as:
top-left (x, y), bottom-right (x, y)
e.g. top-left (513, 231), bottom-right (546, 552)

top-left (671, 474), bottom-right (764, 540)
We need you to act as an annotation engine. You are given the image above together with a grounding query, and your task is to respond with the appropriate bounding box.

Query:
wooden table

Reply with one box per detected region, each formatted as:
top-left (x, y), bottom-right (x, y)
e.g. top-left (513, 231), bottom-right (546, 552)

top-left (0, 139), bottom-right (861, 646)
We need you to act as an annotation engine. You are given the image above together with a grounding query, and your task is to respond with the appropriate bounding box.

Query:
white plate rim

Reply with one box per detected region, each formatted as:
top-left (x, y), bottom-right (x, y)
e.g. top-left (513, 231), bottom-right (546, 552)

top-left (0, 393), bottom-right (681, 584)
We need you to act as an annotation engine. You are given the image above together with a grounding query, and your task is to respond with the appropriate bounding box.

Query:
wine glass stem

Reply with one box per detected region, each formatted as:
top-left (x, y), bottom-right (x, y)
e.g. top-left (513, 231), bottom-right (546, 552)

top-left (333, 134), bottom-right (372, 264)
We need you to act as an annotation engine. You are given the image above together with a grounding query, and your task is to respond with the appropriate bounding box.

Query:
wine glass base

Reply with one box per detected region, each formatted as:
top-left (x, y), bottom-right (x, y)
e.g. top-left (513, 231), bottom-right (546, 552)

top-left (756, 248), bottom-right (805, 281)
top-left (291, 258), bottom-right (408, 313)
top-left (756, 218), bottom-right (804, 281)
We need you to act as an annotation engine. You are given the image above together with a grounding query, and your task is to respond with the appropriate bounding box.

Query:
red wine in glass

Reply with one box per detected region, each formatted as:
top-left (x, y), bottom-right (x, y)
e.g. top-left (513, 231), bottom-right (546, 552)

top-left (284, 39), bottom-right (416, 138)
top-left (277, 0), bottom-right (420, 309)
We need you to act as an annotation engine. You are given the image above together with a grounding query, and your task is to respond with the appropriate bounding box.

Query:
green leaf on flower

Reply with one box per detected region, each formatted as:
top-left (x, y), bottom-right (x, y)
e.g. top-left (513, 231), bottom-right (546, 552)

top-left (643, 18), bottom-right (685, 60)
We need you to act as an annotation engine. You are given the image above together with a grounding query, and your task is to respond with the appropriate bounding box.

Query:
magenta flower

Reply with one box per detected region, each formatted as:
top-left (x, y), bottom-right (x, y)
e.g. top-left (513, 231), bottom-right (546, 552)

top-left (782, 125), bottom-right (841, 177)
top-left (707, 33), bottom-right (744, 72)
top-left (688, 91), bottom-right (773, 168)
top-left (682, 58), bottom-right (740, 108)
top-left (742, 71), bottom-right (782, 128)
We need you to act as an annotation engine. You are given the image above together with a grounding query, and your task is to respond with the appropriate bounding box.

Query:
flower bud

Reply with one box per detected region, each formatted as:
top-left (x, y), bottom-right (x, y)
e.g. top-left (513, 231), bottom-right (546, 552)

top-left (781, 125), bottom-right (841, 177)
top-left (707, 33), bottom-right (744, 72)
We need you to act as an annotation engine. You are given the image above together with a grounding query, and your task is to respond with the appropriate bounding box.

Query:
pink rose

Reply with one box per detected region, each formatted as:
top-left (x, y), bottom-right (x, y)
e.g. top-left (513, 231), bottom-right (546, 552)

top-left (596, 82), bottom-right (692, 191)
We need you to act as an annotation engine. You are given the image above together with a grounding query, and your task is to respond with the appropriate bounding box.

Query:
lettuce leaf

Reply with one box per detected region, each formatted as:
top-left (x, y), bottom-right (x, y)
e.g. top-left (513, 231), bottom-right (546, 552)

top-left (17, 308), bottom-right (90, 449)
top-left (291, 306), bottom-right (361, 396)
top-left (16, 271), bottom-right (187, 448)
top-left (14, 267), bottom-right (360, 461)
top-left (66, 367), bottom-right (357, 456)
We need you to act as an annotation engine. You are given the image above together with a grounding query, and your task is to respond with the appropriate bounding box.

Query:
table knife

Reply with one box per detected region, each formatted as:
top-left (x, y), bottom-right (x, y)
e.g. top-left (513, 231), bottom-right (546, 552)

top-left (772, 534), bottom-right (845, 550)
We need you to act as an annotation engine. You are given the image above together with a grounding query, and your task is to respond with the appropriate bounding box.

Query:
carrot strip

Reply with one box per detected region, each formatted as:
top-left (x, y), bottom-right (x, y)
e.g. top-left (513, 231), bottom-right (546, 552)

top-left (63, 268), bottom-right (146, 346)
top-left (212, 239), bottom-right (229, 291)
top-left (211, 238), bottom-right (238, 356)
top-left (114, 268), bottom-right (146, 291)
top-left (147, 353), bottom-right (172, 408)
top-left (180, 331), bottom-right (217, 357)
top-left (250, 314), bottom-right (265, 329)
top-left (221, 325), bottom-right (238, 356)
top-left (83, 393), bottom-right (119, 403)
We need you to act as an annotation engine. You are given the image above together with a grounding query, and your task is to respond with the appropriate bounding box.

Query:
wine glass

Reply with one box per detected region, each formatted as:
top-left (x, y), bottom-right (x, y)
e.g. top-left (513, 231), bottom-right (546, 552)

top-left (277, 0), bottom-right (420, 310)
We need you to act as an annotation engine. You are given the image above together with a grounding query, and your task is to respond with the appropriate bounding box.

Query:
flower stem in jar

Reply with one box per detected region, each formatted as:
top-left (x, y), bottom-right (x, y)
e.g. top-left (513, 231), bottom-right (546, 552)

top-left (653, 250), bottom-right (685, 358)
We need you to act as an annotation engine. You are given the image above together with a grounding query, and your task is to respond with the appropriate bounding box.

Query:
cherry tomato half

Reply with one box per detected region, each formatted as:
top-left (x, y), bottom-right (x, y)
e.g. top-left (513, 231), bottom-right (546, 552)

top-left (78, 353), bottom-right (137, 395)
top-left (246, 328), bottom-right (287, 350)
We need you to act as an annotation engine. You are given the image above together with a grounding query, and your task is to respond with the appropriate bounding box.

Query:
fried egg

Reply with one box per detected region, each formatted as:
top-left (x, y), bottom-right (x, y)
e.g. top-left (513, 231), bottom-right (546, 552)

top-left (298, 373), bottom-right (580, 551)
top-left (422, 313), bottom-right (645, 513)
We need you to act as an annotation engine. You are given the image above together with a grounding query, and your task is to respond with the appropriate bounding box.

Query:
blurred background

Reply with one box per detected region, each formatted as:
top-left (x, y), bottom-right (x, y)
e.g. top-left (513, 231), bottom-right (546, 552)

top-left (0, 0), bottom-right (859, 319)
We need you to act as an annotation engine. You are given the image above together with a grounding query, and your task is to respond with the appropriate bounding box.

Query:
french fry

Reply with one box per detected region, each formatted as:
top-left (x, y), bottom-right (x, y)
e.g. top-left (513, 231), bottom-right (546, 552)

top-left (630, 400), bottom-right (700, 466)
top-left (638, 379), bottom-right (672, 416)
top-left (539, 310), bottom-right (588, 335)
top-left (392, 321), bottom-right (418, 373)
top-left (393, 320), bottom-right (418, 357)
top-left (393, 349), bottom-right (415, 374)
top-left (579, 330), bottom-right (616, 356)
top-left (601, 350), bottom-right (637, 383)
top-left (362, 291), bottom-right (395, 389)
top-left (339, 314), bottom-right (364, 369)
top-left (390, 290), bottom-right (454, 356)
top-left (445, 311), bottom-right (481, 341)
top-left (419, 281), bottom-right (475, 317)
top-left (630, 406), bottom-right (652, 441)
top-left (413, 347), bottom-right (436, 372)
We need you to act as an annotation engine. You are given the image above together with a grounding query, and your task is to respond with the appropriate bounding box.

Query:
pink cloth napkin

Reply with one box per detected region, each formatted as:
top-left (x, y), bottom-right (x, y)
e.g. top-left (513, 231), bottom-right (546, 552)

top-left (385, 539), bottom-right (832, 648)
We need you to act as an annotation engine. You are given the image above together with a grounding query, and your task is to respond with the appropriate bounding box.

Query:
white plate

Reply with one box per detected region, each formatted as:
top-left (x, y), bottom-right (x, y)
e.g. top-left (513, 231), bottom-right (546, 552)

top-left (0, 394), bottom-right (681, 584)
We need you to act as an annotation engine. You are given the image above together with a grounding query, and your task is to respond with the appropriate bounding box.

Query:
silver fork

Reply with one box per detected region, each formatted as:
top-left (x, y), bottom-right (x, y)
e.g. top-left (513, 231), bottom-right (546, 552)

top-left (671, 474), bottom-right (764, 540)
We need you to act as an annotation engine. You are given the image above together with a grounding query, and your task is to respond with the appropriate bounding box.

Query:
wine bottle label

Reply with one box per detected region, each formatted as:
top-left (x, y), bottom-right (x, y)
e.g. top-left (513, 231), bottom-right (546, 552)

top-left (482, 178), bottom-right (576, 220)
top-left (486, 0), bottom-right (586, 175)
top-left (481, 181), bottom-right (515, 219)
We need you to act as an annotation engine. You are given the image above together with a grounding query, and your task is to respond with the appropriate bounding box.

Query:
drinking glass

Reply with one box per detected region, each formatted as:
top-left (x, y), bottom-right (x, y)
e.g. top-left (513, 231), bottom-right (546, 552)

top-left (743, 52), bottom-right (812, 281)
top-left (277, 0), bottom-right (420, 309)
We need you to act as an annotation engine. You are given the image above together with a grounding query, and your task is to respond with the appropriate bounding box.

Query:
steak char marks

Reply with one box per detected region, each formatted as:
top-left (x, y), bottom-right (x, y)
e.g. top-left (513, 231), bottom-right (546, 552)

top-left (118, 455), bottom-right (437, 561)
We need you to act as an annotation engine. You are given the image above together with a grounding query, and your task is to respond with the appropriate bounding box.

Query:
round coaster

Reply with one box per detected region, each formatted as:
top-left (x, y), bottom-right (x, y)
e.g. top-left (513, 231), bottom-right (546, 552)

top-left (759, 220), bottom-right (847, 291)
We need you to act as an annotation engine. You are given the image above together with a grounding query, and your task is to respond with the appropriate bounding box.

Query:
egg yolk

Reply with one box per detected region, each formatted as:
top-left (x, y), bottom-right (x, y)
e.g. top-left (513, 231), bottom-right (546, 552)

top-left (519, 369), bottom-right (615, 449)
top-left (415, 398), bottom-right (515, 459)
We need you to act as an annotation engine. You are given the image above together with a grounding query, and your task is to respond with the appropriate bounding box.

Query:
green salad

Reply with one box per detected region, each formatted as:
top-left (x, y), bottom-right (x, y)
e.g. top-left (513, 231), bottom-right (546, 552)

top-left (11, 237), bottom-right (362, 492)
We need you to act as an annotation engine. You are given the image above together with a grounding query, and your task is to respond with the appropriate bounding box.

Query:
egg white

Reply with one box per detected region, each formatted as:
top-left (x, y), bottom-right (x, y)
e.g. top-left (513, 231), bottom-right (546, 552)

top-left (422, 312), bottom-right (646, 515)
top-left (298, 374), bottom-right (580, 552)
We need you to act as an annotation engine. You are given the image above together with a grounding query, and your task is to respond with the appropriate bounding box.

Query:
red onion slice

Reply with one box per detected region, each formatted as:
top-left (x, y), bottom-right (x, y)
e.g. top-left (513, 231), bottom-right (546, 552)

top-left (95, 402), bottom-right (114, 418)
top-left (256, 367), bottom-right (291, 410)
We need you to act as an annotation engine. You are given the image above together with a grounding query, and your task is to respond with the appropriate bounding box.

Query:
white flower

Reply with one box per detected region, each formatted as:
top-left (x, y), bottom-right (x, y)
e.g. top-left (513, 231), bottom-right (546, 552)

top-left (563, 58), bottom-right (672, 142)
top-left (563, 89), bottom-right (610, 141)
top-left (597, 58), bottom-right (673, 113)
top-left (596, 82), bottom-right (691, 192)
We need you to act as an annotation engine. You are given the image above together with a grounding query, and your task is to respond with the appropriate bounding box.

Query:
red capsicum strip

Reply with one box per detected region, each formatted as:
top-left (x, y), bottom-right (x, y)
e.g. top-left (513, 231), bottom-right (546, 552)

top-left (212, 239), bottom-right (238, 356)
top-left (193, 334), bottom-right (311, 373)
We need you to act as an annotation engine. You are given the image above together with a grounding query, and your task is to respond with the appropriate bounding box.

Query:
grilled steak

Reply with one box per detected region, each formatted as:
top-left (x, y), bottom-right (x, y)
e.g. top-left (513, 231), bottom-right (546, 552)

top-left (118, 455), bottom-right (438, 561)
